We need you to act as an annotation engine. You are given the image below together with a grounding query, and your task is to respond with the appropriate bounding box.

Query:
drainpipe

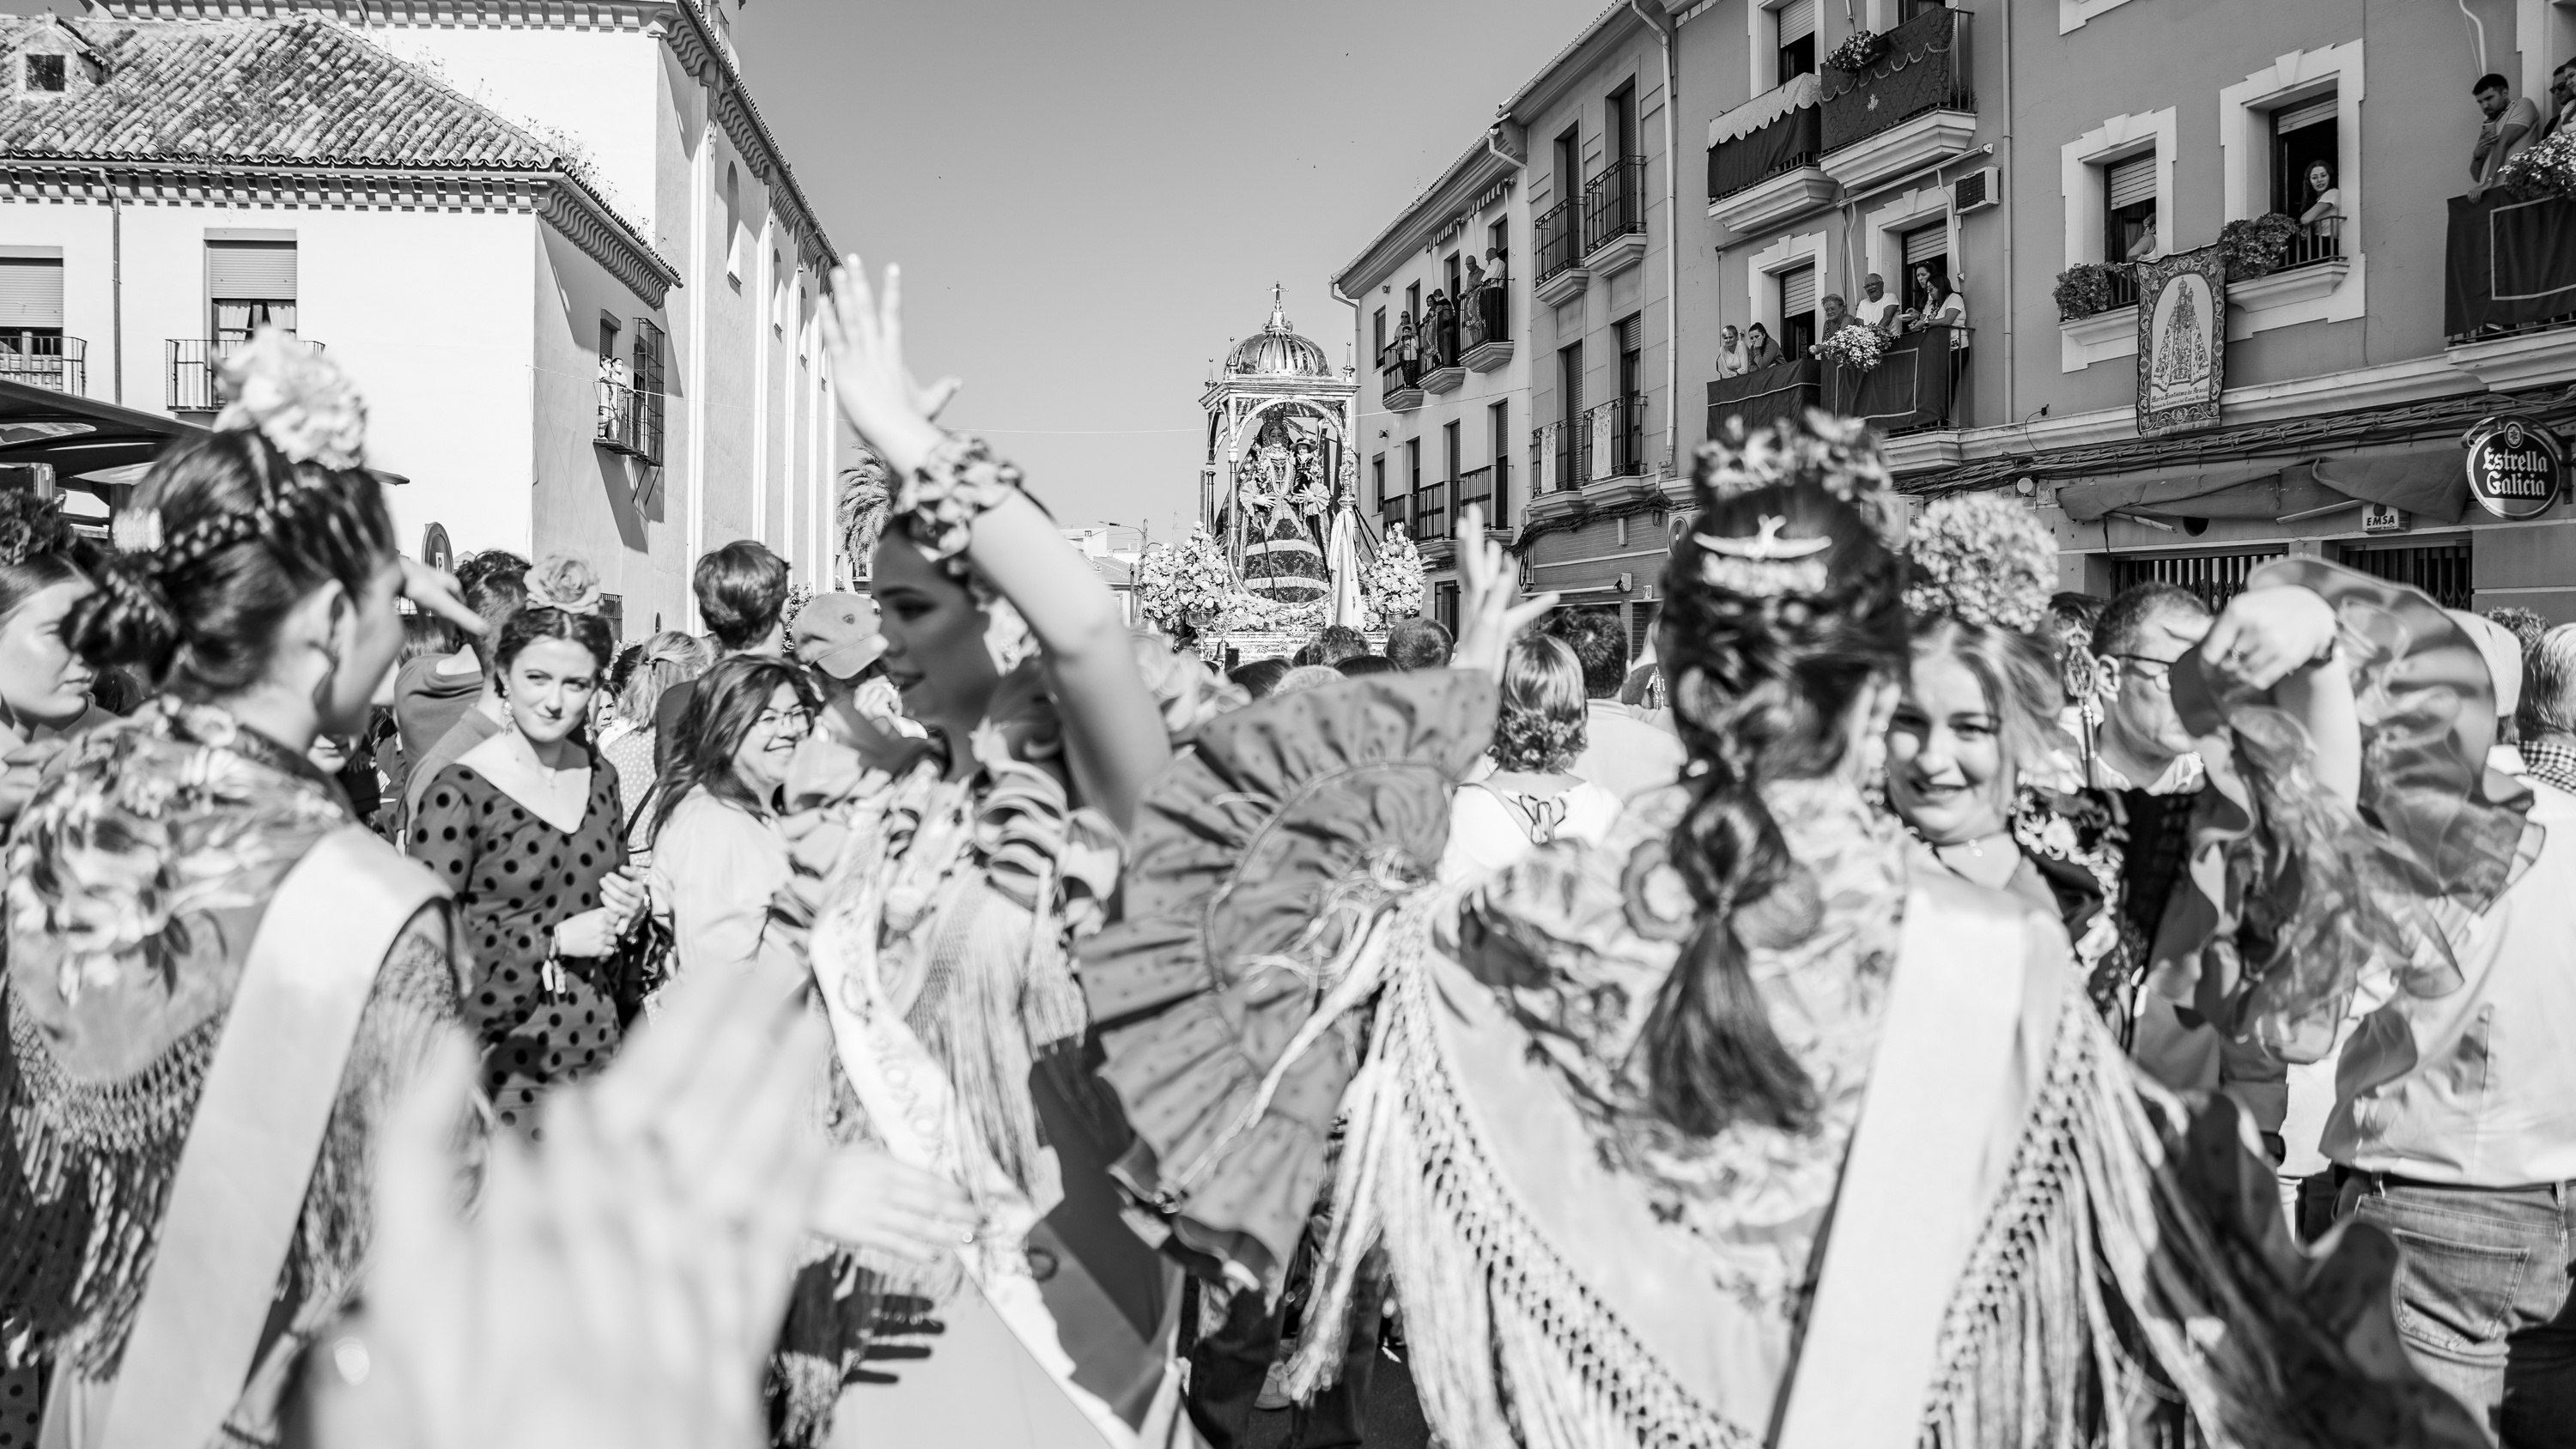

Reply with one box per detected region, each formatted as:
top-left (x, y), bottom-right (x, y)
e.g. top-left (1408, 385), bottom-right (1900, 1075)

top-left (2001, 0), bottom-right (2015, 423)
top-left (93, 167), bottom-right (119, 403)
top-left (1631, 0), bottom-right (1680, 473)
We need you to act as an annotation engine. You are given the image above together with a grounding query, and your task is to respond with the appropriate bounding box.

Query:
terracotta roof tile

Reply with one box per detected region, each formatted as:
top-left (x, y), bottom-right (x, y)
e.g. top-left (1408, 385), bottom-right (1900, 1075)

top-left (0, 15), bottom-right (556, 171)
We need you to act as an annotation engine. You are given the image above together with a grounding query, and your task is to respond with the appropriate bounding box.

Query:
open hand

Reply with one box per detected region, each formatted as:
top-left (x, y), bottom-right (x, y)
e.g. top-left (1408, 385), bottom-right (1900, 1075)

top-left (400, 557), bottom-right (487, 638)
top-left (807, 1143), bottom-right (981, 1264)
top-left (313, 960), bottom-right (830, 1449)
top-left (817, 255), bottom-right (962, 478)
top-left (2197, 585), bottom-right (2339, 694)
top-left (1449, 501), bottom-right (1556, 676)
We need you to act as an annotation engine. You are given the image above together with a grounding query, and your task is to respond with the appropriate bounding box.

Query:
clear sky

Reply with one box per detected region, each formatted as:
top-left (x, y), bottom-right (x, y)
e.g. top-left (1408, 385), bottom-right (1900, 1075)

top-left (732, 0), bottom-right (1608, 543)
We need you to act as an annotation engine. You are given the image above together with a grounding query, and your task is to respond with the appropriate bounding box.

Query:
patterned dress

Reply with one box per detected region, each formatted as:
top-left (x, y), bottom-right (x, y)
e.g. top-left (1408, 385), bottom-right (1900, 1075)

top-left (409, 755), bottom-right (630, 1131)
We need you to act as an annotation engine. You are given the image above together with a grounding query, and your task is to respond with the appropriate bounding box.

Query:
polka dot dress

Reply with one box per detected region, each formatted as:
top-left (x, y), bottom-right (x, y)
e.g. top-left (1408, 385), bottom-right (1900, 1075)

top-left (410, 758), bottom-right (630, 1133)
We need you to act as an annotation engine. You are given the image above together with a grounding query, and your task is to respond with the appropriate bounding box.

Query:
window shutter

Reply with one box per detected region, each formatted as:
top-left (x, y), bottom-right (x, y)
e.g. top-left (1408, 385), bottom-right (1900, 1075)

top-left (1617, 313), bottom-right (1642, 356)
top-left (0, 258), bottom-right (63, 327)
top-left (1777, 0), bottom-right (1816, 43)
top-left (208, 241), bottom-right (295, 300)
top-left (2106, 154), bottom-right (2157, 210)
top-left (1778, 264), bottom-right (1816, 317)
top-left (2275, 94), bottom-right (2337, 135)
top-left (1902, 224), bottom-right (1947, 266)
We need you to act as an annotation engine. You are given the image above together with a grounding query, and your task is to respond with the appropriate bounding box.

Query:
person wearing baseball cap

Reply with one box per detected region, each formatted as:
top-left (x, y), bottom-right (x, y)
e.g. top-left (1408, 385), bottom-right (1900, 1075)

top-left (788, 591), bottom-right (886, 682)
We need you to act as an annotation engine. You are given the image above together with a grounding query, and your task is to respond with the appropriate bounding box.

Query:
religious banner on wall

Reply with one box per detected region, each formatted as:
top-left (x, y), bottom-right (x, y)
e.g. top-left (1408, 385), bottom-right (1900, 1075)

top-left (2135, 246), bottom-right (2226, 438)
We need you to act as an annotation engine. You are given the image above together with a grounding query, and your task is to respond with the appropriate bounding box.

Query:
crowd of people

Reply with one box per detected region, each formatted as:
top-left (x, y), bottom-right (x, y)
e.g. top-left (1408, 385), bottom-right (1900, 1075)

top-left (0, 256), bottom-right (2562, 1449)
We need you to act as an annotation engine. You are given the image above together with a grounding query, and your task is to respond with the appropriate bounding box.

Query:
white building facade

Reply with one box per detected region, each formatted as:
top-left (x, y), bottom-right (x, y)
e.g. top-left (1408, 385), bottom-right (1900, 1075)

top-left (0, 0), bottom-right (840, 637)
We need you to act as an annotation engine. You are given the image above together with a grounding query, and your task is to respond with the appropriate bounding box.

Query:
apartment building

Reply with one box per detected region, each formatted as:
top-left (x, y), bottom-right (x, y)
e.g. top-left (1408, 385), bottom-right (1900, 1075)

top-left (1333, 125), bottom-right (1529, 632)
top-left (0, 0), bottom-right (841, 635)
top-left (1690, 0), bottom-right (2576, 617)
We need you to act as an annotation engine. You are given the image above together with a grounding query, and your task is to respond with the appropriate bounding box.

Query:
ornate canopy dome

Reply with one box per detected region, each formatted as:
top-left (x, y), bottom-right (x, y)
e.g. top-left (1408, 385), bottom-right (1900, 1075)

top-left (1226, 285), bottom-right (1334, 378)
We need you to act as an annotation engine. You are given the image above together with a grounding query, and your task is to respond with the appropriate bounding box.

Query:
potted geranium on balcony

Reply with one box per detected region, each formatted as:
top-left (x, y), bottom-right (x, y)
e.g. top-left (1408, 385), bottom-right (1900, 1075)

top-left (2496, 130), bottom-right (2576, 199)
top-left (2054, 262), bottom-right (2123, 321)
top-left (2215, 213), bottom-right (2303, 281)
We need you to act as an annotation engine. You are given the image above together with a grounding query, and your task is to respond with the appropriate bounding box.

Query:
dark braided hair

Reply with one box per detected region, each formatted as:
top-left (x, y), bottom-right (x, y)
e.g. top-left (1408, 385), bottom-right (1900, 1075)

top-left (67, 427), bottom-right (395, 700)
top-left (1640, 438), bottom-right (1909, 1138)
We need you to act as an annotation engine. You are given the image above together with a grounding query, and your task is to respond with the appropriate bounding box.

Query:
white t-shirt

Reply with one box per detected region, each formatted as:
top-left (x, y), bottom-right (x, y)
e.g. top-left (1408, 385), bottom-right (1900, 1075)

top-left (1856, 294), bottom-right (1902, 330)
top-left (1440, 778), bottom-right (1624, 884)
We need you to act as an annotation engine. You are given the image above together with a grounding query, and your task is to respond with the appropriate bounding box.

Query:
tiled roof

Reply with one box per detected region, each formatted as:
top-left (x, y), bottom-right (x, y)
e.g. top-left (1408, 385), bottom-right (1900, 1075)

top-left (0, 15), bottom-right (556, 171)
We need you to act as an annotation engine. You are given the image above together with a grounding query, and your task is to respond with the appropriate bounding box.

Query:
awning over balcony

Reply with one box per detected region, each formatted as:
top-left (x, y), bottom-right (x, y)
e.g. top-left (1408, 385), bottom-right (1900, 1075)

top-left (1710, 101), bottom-right (1822, 203)
top-left (2445, 191), bottom-right (2576, 336)
top-left (2050, 443), bottom-right (2470, 524)
top-left (1710, 73), bottom-right (1820, 147)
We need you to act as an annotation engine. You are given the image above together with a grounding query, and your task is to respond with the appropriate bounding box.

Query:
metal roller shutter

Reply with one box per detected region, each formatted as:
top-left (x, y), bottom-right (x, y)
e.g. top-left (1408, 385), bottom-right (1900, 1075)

top-left (0, 258), bottom-right (63, 327)
top-left (2106, 154), bottom-right (2158, 210)
top-left (2275, 94), bottom-right (2337, 134)
top-left (1778, 264), bottom-right (1816, 317)
top-left (1777, 0), bottom-right (1816, 42)
top-left (1902, 224), bottom-right (1947, 266)
top-left (208, 241), bottom-right (295, 300)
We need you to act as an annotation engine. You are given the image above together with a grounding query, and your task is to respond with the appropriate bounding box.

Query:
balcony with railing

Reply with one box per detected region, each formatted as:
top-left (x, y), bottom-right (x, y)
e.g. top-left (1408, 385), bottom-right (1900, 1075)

top-left (168, 336), bottom-right (324, 412)
top-left (2445, 189), bottom-right (2576, 383)
top-left (1535, 198), bottom-right (1586, 306)
top-left (1821, 324), bottom-right (1960, 435)
top-left (1529, 420), bottom-right (1580, 499)
top-left (1581, 156), bottom-right (1647, 275)
top-left (1819, 7), bottom-right (1975, 192)
top-left (1587, 394), bottom-right (1648, 481)
top-left (1454, 457), bottom-right (1506, 530)
top-left (0, 334), bottom-right (84, 395)
top-left (1381, 352), bottom-right (1424, 412)
top-left (596, 380), bottom-right (665, 464)
top-left (1413, 480), bottom-right (1449, 543)
top-left (1382, 488), bottom-right (1413, 538)
top-left (1707, 75), bottom-right (1831, 232)
top-left (1461, 285), bottom-right (1512, 371)
top-left (1420, 309), bottom-right (1464, 394)
top-left (1709, 359), bottom-right (1823, 440)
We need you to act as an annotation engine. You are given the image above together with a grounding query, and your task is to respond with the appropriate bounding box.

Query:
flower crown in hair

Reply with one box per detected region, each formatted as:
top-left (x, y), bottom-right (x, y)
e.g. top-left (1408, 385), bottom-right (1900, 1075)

top-left (523, 554), bottom-right (604, 615)
top-left (1685, 411), bottom-right (1902, 598)
top-left (216, 329), bottom-right (367, 471)
top-left (1903, 491), bottom-right (2052, 633)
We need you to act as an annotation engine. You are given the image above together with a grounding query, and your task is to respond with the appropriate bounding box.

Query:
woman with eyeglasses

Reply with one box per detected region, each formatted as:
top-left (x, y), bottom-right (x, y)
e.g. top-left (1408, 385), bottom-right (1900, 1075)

top-left (642, 654), bottom-right (817, 980)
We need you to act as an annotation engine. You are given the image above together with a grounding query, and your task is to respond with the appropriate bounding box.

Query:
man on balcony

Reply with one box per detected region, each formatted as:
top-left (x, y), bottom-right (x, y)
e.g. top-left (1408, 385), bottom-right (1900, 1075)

top-left (2471, 71), bottom-right (2542, 199)
top-left (2540, 60), bottom-right (2576, 142)
top-left (1856, 273), bottom-right (1902, 334)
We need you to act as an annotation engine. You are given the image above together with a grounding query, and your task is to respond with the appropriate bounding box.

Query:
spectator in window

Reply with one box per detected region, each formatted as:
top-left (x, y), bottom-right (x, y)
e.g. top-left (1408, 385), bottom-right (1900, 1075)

top-left (1741, 321), bottom-right (1779, 369)
top-left (2123, 211), bottom-right (2160, 264)
top-left (1856, 272), bottom-right (1903, 333)
top-left (2471, 71), bottom-right (2541, 197)
top-left (654, 540), bottom-right (790, 773)
top-left (1820, 292), bottom-right (1853, 337)
top-left (1911, 267), bottom-right (1970, 349)
top-left (1715, 324), bottom-right (1749, 378)
top-left (2299, 161), bottom-right (2341, 238)
top-left (1385, 615), bottom-right (1453, 670)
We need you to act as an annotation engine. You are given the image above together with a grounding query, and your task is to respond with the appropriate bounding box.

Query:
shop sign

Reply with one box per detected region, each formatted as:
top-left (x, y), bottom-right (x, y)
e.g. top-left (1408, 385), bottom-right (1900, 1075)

top-left (2463, 417), bottom-right (2566, 520)
top-left (2360, 502), bottom-right (2409, 534)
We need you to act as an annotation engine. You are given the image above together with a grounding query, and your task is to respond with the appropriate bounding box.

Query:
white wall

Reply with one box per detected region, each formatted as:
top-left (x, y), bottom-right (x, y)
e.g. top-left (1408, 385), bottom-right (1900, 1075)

top-left (0, 191), bottom-right (540, 567)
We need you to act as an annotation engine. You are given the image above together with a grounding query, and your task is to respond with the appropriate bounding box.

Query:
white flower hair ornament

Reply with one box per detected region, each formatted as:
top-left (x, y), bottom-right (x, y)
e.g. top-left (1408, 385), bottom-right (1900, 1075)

top-left (214, 327), bottom-right (368, 471)
top-left (1902, 491), bottom-right (2054, 634)
top-left (1694, 514), bottom-right (1833, 597)
top-left (523, 554), bottom-right (605, 615)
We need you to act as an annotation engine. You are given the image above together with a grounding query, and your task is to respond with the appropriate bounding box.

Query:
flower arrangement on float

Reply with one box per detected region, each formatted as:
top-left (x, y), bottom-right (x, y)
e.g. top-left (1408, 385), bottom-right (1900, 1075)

top-left (1814, 324), bottom-right (1887, 373)
top-left (1135, 529), bottom-right (1239, 635)
top-left (1364, 523), bottom-right (1428, 626)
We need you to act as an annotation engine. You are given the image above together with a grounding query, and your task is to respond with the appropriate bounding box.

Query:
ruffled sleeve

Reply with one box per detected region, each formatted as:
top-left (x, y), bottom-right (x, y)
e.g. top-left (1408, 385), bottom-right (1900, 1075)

top-left (1080, 670), bottom-right (1496, 1290)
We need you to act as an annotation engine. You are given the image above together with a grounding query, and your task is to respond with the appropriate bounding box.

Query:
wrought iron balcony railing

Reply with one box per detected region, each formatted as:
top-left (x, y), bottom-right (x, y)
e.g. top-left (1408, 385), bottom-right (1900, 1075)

top-left (0, 333), bottom-right (83, 395)
top-left (167, 336), bottom-right (324, 412)
top-left (596, 379), bottom-right (666, 464)
top-left (1587, 394), bottom-right (1648, 479)
top-left (1582, 156), bottom-right (1647, 256)
top-left (1536, 199), bottom-right (1581, 282)
top-left (1413, 481), bottom-right (1449, 542)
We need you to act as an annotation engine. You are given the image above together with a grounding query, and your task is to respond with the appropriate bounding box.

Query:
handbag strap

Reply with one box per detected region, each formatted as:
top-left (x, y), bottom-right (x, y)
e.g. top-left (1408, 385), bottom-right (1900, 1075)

top-left (95, 826), bottom-right (443, 1449)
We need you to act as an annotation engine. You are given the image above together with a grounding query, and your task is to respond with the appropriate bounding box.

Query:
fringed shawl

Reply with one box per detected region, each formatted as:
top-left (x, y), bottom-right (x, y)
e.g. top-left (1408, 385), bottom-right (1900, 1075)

top-left (0, 701), bottom-right (462, 1415)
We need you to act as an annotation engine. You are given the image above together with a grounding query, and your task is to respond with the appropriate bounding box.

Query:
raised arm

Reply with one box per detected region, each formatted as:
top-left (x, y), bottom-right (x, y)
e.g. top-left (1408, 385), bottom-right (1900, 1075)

top-left (817, 256), bottom-right (1170, 832)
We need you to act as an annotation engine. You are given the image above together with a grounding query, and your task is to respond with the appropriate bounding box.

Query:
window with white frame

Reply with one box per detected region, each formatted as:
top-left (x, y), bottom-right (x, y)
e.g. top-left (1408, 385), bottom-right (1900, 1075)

top-left (1748, 230), bottom-right (1829, 361)
top-left (1777, 264), bottom-right (1818, 359)
top-left (1750, 0), bottom-right (1820, 94)
top-left (2218, 39), bottom-right (2363, 313)
top-left (2061, 108), bottom-right (2175, 269)
top-left (2104, 152), bottom-right (2158, 264)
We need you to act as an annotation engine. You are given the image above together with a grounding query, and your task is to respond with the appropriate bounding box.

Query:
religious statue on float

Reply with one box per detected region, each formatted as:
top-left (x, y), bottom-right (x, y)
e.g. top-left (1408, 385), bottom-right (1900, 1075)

top-left (1229, 416), bottom-right (1332, 605)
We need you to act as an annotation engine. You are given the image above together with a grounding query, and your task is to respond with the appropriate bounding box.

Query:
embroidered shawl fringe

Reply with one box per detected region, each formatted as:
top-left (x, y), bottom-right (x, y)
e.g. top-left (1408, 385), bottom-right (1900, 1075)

top-left (1284, 904), bottom-right (1745, 1449)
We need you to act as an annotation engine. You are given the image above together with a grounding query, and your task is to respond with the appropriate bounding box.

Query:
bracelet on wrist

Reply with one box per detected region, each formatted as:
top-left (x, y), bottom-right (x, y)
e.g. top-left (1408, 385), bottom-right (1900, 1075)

top-left (890, 434), bottom-right (1024, 562)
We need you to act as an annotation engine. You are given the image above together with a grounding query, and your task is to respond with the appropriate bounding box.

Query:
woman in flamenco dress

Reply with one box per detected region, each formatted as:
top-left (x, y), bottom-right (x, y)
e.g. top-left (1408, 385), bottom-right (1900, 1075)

top-left (1083, 413), bottom-right (2498, 1448)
